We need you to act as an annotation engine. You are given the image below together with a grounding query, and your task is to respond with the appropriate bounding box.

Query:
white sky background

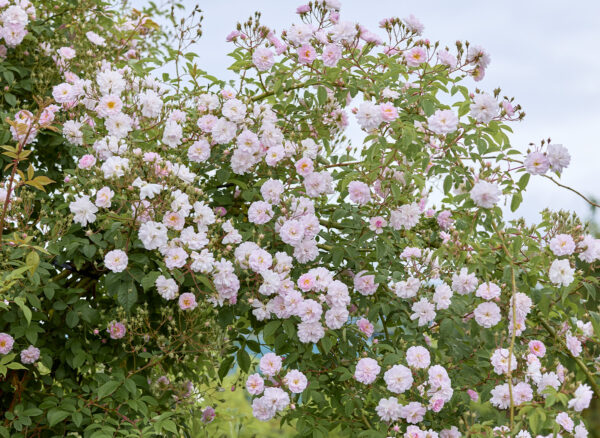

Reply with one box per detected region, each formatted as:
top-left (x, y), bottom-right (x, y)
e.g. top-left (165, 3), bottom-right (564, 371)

top-left (149, 0), bottom-right (600, 224)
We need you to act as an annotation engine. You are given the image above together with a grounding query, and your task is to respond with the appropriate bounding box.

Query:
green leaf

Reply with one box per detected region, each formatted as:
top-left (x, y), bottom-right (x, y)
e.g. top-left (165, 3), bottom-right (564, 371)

top-left (320, 335), bottom-right (334, 354)
top-left (47, 408), bottom-right (70, 427)
top-left (161, 420), bottom-right (178, 434)
top-left (443, 175), bottom-right (453, 194)
top-left (82, 245), bottom-right (96, 258)
top-left (6, 362), bottom-right (26, 370)
top-left (237, 348), bottom-right (251, 373)
top-left (141, 271), bottom-right (160, 291)
top-left (218, 356), bottom-right (235, 380)
top-left (317, 86), bottom-right (327, 105)
top-left (510, 192), bottom-right (523, 212)
top-left (66, 311), bottom-right (79, 328)
top-left (14, 297), bottom-right (32, 325)
top-left (263, 320), bottom-right (281, 339)
top-left (0, 353), bottom-right (16, 365)
top-left (97, 380), bottom-right (121, 400)
top-left (72, 411), bottom-right (83, 427)
top-left (25, 251), bottom-right (40, 274)
top-left (4, 93), bottom-right (16, 107)
top-left (117, 285), bottom-right (137, 311)
top-left (517, 172), bottom-right (530, 190)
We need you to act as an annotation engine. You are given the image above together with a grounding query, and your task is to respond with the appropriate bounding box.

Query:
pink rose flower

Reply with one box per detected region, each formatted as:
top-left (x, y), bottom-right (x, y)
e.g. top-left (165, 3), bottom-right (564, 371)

top-left (297, 44), bottom-right (317, 64)
top-left (78, 154), bottom-right (96, 169)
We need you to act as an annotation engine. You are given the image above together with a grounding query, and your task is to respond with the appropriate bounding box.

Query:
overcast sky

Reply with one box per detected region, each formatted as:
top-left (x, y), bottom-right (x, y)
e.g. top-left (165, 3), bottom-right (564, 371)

top-left (155, 0), bottom-right (600, 224)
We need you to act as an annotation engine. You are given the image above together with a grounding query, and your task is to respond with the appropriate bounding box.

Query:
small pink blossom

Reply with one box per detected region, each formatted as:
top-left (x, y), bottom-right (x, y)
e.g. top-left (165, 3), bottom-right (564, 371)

top-left (404, 47), bottom-right (427, 67)
top-left (380, 102), bottom-right (398, 121)
top-left (226, 30), bottom-right (242, 41)
top-left (298, 273), bottom-right (315, 292)
top-left (246, 373), bottom-right (264, 395)
top-left (0, 333), bottom-right (14, 354)
top-left (354, 357), bottom-right (380, 384)
top-left (78, 154), bottom-right (96, 169)
top-left (528, 340), bottom-right (546, 357)
top-left (20, 345), bottom-right (40, 364)
top-left (369, 216), bottom-right (387, 234)
top-left (430, 398), bottom-right (445, 412)
top-left (322, 44), bottom-right (342, 67)
top-left (107, 321), bottom-right (126, 340)
top-left (295, 157), bottom-right (314, 176)
top-left (356, 318), bottom-right (374, 337)
top-left (178, 292), bottom-right (197, 310)
top-left (95, 186), bottom-right (114, 208)
top-left (348, 181), bottom-right (371, 205)
top-left (467, 389), bottom-right (479, 401)
top-left (259, 352), bottom-right (282, 376)
top-left (297, 45), bottom-right (317, 64)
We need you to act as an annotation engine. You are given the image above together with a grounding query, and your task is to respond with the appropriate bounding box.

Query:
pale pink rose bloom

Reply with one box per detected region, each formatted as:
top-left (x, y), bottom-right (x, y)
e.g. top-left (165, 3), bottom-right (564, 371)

top-left (297, 44), bottom-right (317, 64)
top-left (248, 201), bottom-right (274, 224)
top-left (246, 373), bottom-right (264, 395)
top-left (107, 321), bottom-right (126, 339)
top-left (549, 234), bottom-right (575, 256)
top-left (401, 401), bottom-right (426, 423)
top-left (267, 31), bottom-right (287, 55)
top-left (404, 47), bottom-right (427, 67)
top-left (297, 273), bottom-right (315, 292)
top-left (566, 332), bottom-right (582, 357)
top-left (514, 381), bottom-right (533, 405)
top-left (356, 318), bottom-right (374, 337)
top-left (430, 398), bottom-right (445, 412)
top-left (403, 14), bottom-right (424, 34)
top-left (226, 30), bottom-right (242, 41)
top-left (20, 345), bottom-right (40, 364)
top-left (347, 181), bottom-right (371, 205)
top-left (104, 249), bottom-right (128, 273)
top-left (369, 216), bottom-right (387, 234)
top-left (354, 357), bottom-right (380, 384)
top-left (427, 109), bottom-right (459, 135)
top-left (556, 412), bottom-right (574, 432)
top-left (406, 346), bottom-right (430, 369)
top-left (502, 100), bottom-right (515, 116)
top-left (473, 302), bottom-right (501, 328)
top-left (95, 186), bottom-right (114, 208)
top-left (164, 247), bottom-right (188, 270)
top-left (437, 49), bottom-right (457, 67)
top-left (401, 247), bottom-right (421, 259)
top-left (259, 353), bottom-right (282, 376)
top-left (57, 46), bottom-right (76, 60)
top-left (0, 333), bottom-right (14, 354)
top-left (475, 282), bottom-right (500, 300)
top-left (178, 292), bottom-right (197, 310)
top-left (78, 154), bottom-right (96, 169)
top-left (524, 151), bottom-right (550, 175)
top-left (437, 210), bottom-right (453, 229)
top-left (163, 211), bottom-right (185, 230)
top-left (467, 389), bottom-right (479, 401)
top-left (528, 340), bottom-right (546, 357)
top-left (380, 102), bottom-right (398, 121)
top-left (252, 47), bottom-right (275, 71)
top-left (295, 157), bottom-right (314, 176)
top-left (284, 369), bottom-right (308, 393)
top-left (322, 44), bottom-right (342, 67)
top-left (354, 271), bottom-right (378, 296)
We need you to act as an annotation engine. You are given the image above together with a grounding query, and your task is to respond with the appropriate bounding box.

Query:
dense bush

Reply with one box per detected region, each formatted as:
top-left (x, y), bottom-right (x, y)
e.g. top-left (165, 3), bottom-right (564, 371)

top-left (0, 1), bottom-right (598, 437)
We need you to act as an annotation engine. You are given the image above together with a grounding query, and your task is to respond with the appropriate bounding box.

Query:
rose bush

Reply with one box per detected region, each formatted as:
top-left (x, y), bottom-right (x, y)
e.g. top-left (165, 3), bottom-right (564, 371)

top-left (0, 0), bottom-right (599, 437)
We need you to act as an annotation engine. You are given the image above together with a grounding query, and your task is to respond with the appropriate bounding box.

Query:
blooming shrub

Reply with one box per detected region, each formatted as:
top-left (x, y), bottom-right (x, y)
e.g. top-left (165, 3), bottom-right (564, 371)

top-left (0, 0), bottom-right (599, 437)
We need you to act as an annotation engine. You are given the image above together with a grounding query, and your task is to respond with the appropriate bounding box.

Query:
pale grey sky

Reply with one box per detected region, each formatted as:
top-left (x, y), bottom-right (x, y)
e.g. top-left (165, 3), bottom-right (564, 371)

top-left (151, 0), bottom-right (600, 224)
